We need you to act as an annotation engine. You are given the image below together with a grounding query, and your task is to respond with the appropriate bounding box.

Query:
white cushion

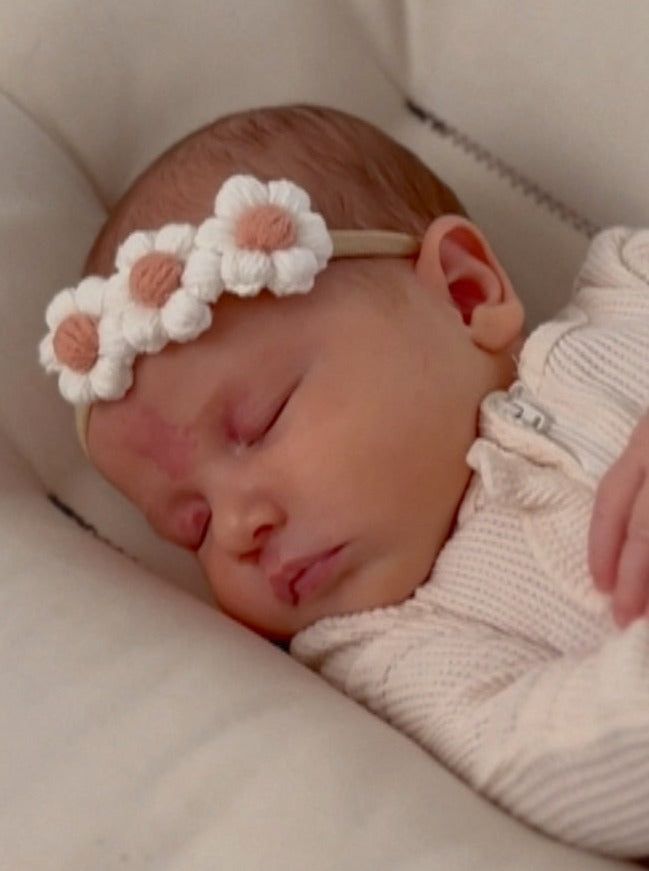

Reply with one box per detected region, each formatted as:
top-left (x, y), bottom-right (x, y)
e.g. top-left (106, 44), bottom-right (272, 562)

top-left (0, 1), bottom-right (639, 868)
top-left (348, 0), bottom-right (649, 229)
top-left (0, 0), bottom-right (404, 203)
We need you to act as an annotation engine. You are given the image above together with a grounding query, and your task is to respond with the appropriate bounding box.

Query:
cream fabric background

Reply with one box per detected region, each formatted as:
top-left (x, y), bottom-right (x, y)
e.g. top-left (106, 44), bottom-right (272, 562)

top-left (0, 1), bottom-right (645, 868)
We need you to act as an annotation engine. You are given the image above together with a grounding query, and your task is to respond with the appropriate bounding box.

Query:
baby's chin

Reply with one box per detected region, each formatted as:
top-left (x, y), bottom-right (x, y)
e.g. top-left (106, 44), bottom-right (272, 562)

top-left (215, 602), bottom-right (296, 644)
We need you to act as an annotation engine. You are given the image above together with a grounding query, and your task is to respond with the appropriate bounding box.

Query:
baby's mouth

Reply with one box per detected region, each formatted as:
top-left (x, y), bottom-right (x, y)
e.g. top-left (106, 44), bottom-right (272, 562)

top-left (267, 545), bottom-right (346, 606)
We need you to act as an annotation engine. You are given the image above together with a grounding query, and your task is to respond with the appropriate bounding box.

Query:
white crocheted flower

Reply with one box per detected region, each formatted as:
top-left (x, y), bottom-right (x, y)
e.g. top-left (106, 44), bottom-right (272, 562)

top-left (110, 223), bottom-right (224, 354)
top-left (39, 276), bottom-right (135, 405)
top-left (194, 175), bottom-right (333, 296)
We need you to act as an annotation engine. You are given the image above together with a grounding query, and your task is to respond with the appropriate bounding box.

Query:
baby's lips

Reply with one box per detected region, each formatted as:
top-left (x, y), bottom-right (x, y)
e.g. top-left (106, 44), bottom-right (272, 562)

top-left (265, 545), bottom-right (346, 606)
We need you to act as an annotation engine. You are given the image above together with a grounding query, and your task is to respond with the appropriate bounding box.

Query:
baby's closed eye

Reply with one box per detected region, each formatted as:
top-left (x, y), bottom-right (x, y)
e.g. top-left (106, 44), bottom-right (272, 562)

top-left (228, 378), bottom-right (300, 447)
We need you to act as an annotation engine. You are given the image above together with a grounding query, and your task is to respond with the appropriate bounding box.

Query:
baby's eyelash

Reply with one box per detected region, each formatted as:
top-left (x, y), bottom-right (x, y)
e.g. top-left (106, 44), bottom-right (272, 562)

top-left (256, 390), bottom-right (293, 442)
top-left (236, 378), bottom-right (300, 447)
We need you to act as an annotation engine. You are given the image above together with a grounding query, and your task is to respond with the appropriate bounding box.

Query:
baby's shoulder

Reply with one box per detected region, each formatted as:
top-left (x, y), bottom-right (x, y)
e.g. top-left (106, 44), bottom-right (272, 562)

top-left (498, 228), bottom-right (649, 481)
top-left (572, 226), bottom-right (649, 306)
top-left (519, 226), bottom-right (649, 392)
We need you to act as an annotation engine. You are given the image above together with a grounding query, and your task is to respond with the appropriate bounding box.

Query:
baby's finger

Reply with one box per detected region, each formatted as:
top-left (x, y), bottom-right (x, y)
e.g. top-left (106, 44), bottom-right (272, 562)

top-left (612, 471), bottom-right (649, 627)
top-left (589, 456), bottom-right (644, 592)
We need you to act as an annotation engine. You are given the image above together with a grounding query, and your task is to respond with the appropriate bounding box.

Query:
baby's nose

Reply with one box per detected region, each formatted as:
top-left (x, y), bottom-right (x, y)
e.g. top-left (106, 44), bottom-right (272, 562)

top-left (210, 492), bottom-right (286, 559)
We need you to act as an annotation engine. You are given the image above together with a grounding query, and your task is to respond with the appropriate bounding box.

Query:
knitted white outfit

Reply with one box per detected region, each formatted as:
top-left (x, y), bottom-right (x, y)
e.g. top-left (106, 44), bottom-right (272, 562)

top-left (290, 227), bottom-right (649, 858)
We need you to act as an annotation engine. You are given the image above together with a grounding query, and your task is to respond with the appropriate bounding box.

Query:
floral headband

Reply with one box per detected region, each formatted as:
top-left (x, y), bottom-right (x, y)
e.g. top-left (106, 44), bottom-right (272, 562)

top-left (39, 174), bottom-right (421, 452)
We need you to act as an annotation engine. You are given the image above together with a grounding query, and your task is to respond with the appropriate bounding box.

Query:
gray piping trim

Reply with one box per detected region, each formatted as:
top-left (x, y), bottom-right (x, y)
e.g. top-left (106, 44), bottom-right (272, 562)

top-left (47, 493), bottom-right (134, 560)
top-left (406, 98), bottom-right (601, 240)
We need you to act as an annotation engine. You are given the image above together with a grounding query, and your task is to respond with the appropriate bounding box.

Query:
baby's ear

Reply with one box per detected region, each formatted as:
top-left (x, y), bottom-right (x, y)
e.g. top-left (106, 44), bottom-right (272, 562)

top-left (416, 215), bottom-right (525, 353)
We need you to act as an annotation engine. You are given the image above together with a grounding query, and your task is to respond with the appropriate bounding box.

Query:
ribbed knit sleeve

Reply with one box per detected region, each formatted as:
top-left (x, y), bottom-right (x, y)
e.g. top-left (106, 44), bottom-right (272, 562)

top-left (293, 608), bottom-right (649, 857)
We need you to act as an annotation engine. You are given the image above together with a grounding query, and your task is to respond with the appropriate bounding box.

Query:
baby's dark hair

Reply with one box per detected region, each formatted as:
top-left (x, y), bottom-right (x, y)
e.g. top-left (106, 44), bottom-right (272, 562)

top-left (84, 104), bottom-right (468, 277)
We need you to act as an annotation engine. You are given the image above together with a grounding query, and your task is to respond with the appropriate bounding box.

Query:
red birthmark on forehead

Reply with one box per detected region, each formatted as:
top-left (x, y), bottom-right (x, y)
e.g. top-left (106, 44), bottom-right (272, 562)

top-left (125, 403), bottom-right (197, 481)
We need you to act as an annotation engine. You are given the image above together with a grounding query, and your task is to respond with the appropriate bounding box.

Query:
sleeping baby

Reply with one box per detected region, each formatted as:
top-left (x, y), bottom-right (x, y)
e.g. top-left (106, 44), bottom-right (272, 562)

top-left (39, 105), bottom-right (649, 859)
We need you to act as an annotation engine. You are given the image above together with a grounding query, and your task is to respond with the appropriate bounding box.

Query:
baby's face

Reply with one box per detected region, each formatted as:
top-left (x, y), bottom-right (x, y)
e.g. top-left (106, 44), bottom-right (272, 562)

top-left (88, 258), bottom-right (498, 640)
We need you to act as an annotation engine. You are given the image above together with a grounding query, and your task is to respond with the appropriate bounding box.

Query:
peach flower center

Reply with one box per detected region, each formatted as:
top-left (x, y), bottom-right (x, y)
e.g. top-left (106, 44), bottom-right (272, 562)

top-left (234, 205), bottom-right (297, 252)
top-left (53, 313), bottom-right (99, 373)
top-left (129, 251), bottom-right (184, 307)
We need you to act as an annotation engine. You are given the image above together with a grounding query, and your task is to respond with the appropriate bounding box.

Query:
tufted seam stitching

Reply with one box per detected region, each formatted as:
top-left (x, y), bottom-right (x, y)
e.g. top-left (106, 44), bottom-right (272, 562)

top-left (405, 98), bottom-right (601, 240)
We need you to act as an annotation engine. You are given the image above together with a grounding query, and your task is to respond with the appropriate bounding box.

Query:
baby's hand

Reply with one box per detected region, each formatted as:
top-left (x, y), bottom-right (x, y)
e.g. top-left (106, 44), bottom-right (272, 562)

top-left (588, 411), bottom-right (649, 627)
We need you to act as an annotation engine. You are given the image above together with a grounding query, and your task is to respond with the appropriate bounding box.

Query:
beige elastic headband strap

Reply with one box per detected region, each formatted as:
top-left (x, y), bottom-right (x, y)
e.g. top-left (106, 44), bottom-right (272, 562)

top-left (330, 229), bottom-right (420, 258)
top-left (74, 229), bottom-right (421, 455)
top-left (76, 405), bottom-right (91, 456)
